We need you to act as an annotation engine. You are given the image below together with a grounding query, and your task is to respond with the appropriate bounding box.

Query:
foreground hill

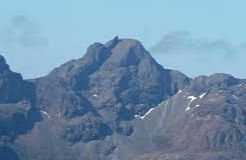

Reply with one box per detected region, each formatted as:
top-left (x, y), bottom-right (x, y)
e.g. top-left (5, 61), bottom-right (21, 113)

top-left (0, 37), bottom-right (246, 160)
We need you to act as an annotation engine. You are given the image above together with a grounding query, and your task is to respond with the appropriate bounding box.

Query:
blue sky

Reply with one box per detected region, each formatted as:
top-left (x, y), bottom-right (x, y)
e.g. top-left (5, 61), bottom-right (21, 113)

top-left (0, 0), bottom-right (245, 79)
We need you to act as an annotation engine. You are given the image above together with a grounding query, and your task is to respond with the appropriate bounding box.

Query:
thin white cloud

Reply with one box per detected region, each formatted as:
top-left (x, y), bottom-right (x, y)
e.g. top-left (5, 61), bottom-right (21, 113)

top-left (150, 31), bottom-right (240, 60)
top-left (0, 15), bottom-right (47, 48)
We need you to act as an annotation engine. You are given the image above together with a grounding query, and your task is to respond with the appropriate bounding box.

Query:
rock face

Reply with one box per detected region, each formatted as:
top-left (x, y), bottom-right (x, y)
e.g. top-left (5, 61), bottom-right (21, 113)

top-left (0, 55), bottom-right (37, 138)
top-left (0, 56), bottom-right (39, 160)
top-left (0, 55), bottom-right (35, 104)
top-left (0, 37), bottom-right (246, 160)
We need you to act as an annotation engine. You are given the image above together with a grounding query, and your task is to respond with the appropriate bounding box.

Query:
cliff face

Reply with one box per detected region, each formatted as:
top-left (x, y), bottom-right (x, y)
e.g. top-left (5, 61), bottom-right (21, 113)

top-left (0, 55), bottom-right (35, 104)
top-left (0, 55), bottom-right (39, 160)
top-left (1, 37), bottom-right (246, 160)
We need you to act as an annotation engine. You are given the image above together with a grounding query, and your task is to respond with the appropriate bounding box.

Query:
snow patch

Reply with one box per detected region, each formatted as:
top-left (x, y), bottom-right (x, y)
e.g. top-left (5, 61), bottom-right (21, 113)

top-left (40, 110), bottom-right (51, 118)
top-left (93, 94), bottom-right (98, 98)
top-left (135, 108), bottom-right (156, 120)
top-left (135, 100), bottom-right (169, 120)
top-left (219, 90), bottom-right (229, 93)
top-left (187, 96), bottom-right (197, 102)
top-left (177, 90), bottom-right (182, 94)
top-left (232, 95), bottom-right (240, 100)
top-left (199, 92), bottom-right (207, 99)
top-left (40, 110), bottom-right (48, 115)
top-left (185, 96), bottom-right (197, 111)
top-left (185, 107), bottom-right (191, 111)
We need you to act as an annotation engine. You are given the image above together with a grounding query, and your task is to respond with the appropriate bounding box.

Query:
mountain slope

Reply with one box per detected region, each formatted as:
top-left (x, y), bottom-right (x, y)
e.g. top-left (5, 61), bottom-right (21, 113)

top-left (130, 74), bottom-right (246, 160)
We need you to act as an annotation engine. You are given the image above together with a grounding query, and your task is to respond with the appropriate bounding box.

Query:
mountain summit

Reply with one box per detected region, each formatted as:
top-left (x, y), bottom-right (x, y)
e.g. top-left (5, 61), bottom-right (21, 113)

top-left (0, 37), bottom-right (246, 160)
top-left (40, 37), bottom-right (190, 119)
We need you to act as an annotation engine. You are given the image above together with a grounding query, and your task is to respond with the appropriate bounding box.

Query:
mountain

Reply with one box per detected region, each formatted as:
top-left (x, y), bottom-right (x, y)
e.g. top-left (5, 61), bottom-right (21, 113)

top-left (127, 74), bottom-right (246, 160)
top-left (0, 37), bottom-right (246, 160)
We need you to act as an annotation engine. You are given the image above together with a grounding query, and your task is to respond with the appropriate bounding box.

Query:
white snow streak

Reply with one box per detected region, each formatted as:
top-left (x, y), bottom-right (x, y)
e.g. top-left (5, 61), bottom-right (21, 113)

top-left (177, 90), bottom-right (182, 94)
top-left (232, 95), bottom-right (240, 100)
top-left (40, 110), bottom-right (51, 118)
top-left (93, 94), bottom-right (98, 98)
top-left (185, 96), bottom-right (197, 111)
top-left (199, 92), bottom-right (207, 99)
top-left (135, 108), bottom-right (155, 120)
top-left (40, 110), bottom-right (48, 115)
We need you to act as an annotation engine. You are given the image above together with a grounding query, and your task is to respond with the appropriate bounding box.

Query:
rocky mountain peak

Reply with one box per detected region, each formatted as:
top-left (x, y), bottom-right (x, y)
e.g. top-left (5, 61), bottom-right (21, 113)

top-left (50, 37), bottom-right (153, 78)
top-left (101, 38), bottom-right (154, 70)
top-left (0, 55), bottom-right (10, 73)
top-left (105, 36), bottom-right (120, 50)
top-left (0, 55), bottom-right (6, 65)
top-left (37, 37), bottom-right (190, 122)
top-left (189, 73), bottom-right (240, 94)
top-left (0, 55), bottom-right (27, 103)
